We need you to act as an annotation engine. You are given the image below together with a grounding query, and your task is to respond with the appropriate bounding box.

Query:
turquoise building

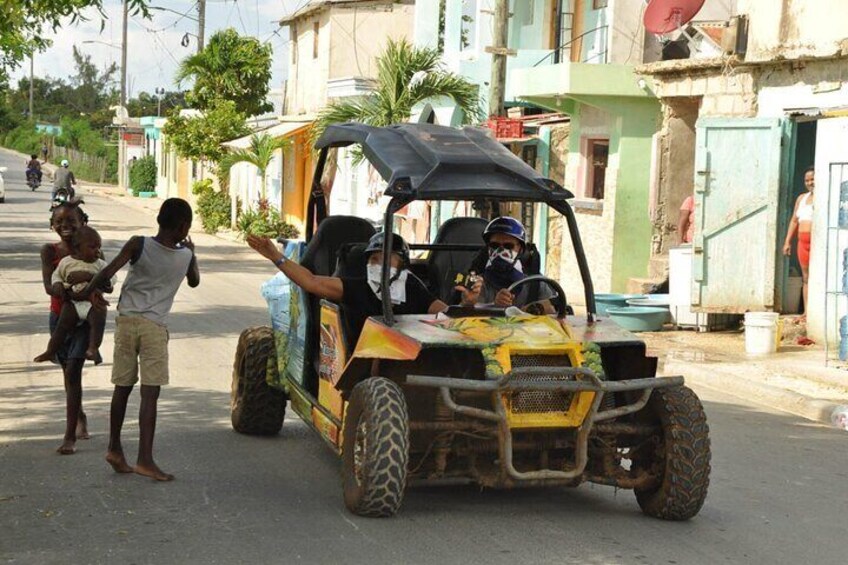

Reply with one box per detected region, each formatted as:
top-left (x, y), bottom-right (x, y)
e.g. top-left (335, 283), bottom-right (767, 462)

top-left (414, 0), bottom-right (661, 298)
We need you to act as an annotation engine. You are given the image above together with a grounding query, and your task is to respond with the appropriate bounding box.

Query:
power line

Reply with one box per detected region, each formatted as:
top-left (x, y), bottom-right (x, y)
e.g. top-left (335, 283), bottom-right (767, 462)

top-left (146, 2), bottom-right (200, 33)
top-left (234, 0), bottom-right (249, 35)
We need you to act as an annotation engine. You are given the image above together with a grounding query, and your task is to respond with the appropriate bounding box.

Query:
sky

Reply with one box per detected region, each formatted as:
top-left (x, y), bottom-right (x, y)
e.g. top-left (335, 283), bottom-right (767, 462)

top-left (11, 0), bottom-right (308, 98)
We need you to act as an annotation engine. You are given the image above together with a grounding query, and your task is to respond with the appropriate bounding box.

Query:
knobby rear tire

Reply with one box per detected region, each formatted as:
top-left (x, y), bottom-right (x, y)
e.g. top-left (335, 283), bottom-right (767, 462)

top-left (231, 326), bottom-right (287, 436)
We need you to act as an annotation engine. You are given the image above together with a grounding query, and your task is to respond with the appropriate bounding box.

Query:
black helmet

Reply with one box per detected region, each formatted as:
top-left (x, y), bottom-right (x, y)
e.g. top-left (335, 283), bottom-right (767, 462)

top-left (364, 231), bottom-right (410, 268)
top-left (483, 216), bottom-right (526, 246)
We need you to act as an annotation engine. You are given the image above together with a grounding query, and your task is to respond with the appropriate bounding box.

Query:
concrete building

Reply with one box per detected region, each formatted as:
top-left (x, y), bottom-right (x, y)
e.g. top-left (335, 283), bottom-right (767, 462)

top-left (226, 0), bottom-right (418, 233)
top-left (637, 0), bottom-right (848, 350)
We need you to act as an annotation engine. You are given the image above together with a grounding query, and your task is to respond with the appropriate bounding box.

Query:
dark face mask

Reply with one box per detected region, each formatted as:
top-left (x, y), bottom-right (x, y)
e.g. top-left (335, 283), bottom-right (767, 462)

top-left (483, 246), bottom-right (524, 289)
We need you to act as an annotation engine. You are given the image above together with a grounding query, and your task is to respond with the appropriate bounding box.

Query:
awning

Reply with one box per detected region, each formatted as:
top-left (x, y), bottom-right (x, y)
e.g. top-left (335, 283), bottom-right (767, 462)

top-left (222, 120), bottom-right (312, 150)
top-left (785, 105), bottom-right (848, 119)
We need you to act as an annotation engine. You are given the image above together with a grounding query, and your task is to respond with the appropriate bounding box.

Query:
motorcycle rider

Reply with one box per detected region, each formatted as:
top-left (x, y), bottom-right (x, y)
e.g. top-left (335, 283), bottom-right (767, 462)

top-left (53, 159), bottom-right (77, 200)
top-left (26, 154), bottom-right (43, 185)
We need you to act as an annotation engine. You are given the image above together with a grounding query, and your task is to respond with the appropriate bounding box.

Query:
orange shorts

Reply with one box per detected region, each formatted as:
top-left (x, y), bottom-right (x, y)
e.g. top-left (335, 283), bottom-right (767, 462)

top-left (797, 232), bottom-right (811, 268)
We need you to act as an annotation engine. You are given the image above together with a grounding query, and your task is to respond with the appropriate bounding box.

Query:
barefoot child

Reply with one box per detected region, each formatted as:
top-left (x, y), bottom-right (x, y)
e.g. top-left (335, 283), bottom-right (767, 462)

top-left (40, 199), bottom-right (108, 454)
top-left (80, 198), bottom-right (199, 480)
top-left (34, 226), bottom-right (114, 364)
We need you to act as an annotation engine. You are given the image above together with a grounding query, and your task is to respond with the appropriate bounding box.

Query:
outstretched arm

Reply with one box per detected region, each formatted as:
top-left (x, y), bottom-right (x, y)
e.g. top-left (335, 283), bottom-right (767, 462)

top-left (80, 236), bottom-right (143, 299)
top-left (247, 235), bottom-right (343, 302)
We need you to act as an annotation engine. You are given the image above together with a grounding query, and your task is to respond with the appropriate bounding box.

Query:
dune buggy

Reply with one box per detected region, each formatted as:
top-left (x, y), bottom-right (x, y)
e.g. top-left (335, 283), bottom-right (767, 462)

top-left (231, 123), bottom-right (710, 519)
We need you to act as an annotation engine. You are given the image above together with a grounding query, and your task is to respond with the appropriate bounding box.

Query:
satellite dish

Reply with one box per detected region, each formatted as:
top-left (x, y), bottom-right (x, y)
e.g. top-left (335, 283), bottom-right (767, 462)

top-left (644, 0), bottom-right (706, 35)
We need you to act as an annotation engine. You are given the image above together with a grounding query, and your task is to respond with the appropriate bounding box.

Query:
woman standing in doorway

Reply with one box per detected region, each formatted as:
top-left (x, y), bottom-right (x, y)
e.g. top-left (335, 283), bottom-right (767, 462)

top-left (783, 166), bottom-right (815, 321)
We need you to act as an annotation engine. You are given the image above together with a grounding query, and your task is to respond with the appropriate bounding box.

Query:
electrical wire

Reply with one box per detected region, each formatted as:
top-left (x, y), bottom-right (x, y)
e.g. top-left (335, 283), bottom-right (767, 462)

top-left (146, 1), bottom-right (200, 33)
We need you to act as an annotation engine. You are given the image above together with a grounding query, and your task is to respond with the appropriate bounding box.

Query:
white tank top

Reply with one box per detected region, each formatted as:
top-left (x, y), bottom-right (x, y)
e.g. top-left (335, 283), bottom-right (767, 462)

top-left (118, 237), bottom-right (193, 326)
top-left (796, 192), bottom-right (813, 222)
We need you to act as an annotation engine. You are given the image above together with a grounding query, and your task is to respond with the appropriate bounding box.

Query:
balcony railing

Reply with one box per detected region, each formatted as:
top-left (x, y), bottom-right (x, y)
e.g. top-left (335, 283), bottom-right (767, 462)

top-left (533, 25), bottom-right (609, 67)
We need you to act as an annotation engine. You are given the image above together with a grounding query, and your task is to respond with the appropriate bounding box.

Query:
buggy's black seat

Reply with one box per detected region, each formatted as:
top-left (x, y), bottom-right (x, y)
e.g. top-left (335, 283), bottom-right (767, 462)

top-left (427, 216), bottom-right (489, 303)
top-left (334, 242), bottom-right (369, 279)
top-left (300, 216), bottom-right (375, 394)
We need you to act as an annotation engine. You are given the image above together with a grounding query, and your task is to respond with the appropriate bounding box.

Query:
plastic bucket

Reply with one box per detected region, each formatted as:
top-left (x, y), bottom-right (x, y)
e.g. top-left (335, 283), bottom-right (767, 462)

top-left (744, 312), bottom-right (780, 355)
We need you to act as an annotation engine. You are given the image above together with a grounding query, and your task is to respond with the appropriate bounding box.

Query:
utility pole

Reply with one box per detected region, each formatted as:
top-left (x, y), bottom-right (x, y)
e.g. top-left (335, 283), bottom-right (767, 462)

top-left (28, 54), bottom-right (34, 120)
top-left (487, 0), bottom-right (510, 117)
top-left (120, 0), bottom-right (128, 107)
top-left (197, 0), bottom-right (206, 52)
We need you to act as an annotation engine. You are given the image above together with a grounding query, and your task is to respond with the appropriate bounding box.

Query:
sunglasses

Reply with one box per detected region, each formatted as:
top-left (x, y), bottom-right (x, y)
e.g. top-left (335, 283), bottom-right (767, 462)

top-left (488, 242), bottom-right (517, 251)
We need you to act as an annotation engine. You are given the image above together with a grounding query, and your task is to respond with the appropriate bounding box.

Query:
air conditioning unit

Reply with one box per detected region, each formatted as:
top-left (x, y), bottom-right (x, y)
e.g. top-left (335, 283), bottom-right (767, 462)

top-left (722, 15), bottom-right (748, 58)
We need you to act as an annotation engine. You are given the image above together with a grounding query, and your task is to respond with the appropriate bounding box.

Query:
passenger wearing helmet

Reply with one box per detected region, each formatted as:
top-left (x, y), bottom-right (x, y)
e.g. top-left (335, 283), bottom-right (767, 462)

top-left (53, 159), bottom-right (77, 199)
top-left (247, 232), bottom-right (447, 342)
top-left (458, 216), bottom-right (555, 313)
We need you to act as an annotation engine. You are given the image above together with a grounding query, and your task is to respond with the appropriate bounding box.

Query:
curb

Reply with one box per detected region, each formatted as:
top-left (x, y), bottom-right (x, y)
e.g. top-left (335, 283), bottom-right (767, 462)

top-left (666, 359), bottom-right (841, 426)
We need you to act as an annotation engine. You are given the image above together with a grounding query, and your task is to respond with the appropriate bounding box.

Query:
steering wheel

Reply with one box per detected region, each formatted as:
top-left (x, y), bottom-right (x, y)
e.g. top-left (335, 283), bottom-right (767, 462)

top-left (506, 275), bottom-right (569, 318)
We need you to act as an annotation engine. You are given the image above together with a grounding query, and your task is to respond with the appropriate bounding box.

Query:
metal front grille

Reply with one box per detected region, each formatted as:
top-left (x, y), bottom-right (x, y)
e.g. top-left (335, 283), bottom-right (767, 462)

top-left (510, 354), bottom-right (572, 369)
top-left (509, 355), bottom-right (574, 414)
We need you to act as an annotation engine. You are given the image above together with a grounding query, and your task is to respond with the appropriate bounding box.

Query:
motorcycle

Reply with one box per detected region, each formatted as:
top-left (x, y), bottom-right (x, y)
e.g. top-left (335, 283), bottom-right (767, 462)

top-left (26, 169), bottom-right (41, 191)
top-left (53, 186), bottom-right (75, 203)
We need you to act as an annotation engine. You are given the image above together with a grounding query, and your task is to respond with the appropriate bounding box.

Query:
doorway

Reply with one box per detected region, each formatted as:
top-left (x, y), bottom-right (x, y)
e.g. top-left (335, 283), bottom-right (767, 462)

top-left (778, 120), bottom-right (817, 314)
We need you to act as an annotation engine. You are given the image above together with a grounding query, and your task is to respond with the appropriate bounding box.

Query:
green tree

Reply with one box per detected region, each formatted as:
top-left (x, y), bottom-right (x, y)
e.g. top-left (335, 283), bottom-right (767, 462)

top-left (162, 99), bottom-right (250, 166)
top-left (0, 0), bottom-right (149, 82)
top-left (127, 90), bottom-right (187, 117)
top-left (313, 39), bottom-right (481, 142)
top-left (218, 133), bottom-right (289, 200)
top-left (175, 28), bottom-right (273, 117)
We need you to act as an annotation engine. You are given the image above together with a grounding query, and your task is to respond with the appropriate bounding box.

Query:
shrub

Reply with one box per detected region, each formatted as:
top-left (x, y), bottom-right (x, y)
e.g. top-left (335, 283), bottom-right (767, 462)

top-left (236, 199), bottom-right (299, 240)
top-left (128, 155), bottom-right (157, 194)
top-left (192, 179), bottom-right (232, 234)
top-left (4, 123), bottom-right (42, 154)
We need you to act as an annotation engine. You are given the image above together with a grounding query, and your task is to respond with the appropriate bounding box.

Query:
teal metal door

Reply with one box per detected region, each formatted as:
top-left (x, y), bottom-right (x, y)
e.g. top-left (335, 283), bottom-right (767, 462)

top-left (692, 118), bottom-right (785, 312)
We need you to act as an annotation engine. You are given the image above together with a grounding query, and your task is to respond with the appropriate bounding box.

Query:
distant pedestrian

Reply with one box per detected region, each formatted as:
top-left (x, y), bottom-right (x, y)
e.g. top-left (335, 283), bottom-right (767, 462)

top-left (41, 142), bottom-right (49, 162)
top-left (81, 198), bottom-right (200, 481)
top-left (783, 166), bottom-right (815, 320)
top-left (40, 198), bottom-right (105, 454)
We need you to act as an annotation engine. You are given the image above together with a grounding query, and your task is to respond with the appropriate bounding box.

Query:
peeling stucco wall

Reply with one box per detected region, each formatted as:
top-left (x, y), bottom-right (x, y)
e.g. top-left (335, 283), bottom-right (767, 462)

top-left (740, 0), bottom-right (848, 62)
top-left (653, 97), bottom-right (700, 255)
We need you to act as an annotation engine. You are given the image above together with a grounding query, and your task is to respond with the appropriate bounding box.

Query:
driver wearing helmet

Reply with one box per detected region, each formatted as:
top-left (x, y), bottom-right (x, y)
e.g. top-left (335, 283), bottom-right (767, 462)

top-left (53, 159), bottom-right (77, 199)
top-left (458, 216), bottom-right (555, 314)
top-left (247, 232), bottom-right (447, 342)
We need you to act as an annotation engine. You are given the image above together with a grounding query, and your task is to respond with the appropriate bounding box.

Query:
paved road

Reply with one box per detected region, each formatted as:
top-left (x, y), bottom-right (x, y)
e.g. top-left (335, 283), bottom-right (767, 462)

top-left (1, 149), bottom-right (847, 564)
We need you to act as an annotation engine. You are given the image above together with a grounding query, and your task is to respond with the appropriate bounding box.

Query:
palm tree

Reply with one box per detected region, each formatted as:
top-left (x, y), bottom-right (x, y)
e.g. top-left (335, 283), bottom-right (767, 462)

top-left (219, 133), bottom-right (289, 201)
top-left (312, 39), bottom-right (482, 141)
top-left (175, 28), bottom-right (273, 117)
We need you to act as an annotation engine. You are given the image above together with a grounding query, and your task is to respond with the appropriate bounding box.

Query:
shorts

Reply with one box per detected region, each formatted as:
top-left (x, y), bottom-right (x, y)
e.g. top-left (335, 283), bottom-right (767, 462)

top-left (49, 311), bottom-right (101, 365)
top-left (797, 231), bottom-right (811, 268)
top-left (111, 315), bottom-right (170, 387)
top-left (73, 299), bottom-right (92, 320)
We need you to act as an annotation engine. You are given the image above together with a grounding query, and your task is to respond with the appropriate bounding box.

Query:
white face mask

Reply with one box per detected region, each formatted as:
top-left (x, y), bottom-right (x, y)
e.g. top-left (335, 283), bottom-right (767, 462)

top-left (366, 264), bottom-right (408, 304)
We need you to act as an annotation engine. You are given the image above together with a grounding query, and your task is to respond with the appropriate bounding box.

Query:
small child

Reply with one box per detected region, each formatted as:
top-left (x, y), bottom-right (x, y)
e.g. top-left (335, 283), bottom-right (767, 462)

top-left (34, 226), bottom-right (115, 364)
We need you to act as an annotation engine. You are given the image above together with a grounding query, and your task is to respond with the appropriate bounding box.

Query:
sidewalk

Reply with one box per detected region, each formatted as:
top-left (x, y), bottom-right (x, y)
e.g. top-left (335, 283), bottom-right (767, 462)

top-left (644, 329), bottom-right (848, 426)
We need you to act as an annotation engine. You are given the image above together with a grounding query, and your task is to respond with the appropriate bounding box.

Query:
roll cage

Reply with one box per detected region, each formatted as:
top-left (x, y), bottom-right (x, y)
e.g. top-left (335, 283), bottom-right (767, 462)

top-left (309, 122), bottom-right (597, 324)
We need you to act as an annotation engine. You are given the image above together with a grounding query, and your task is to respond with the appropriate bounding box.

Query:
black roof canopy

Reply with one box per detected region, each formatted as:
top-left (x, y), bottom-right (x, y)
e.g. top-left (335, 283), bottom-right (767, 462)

top-left (314, 123), bottom-right (573, 202)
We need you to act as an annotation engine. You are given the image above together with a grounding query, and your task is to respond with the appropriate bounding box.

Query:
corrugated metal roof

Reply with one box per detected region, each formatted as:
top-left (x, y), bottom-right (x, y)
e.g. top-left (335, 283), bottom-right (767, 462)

top-left (222, 121), bottom-right (311, 149)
